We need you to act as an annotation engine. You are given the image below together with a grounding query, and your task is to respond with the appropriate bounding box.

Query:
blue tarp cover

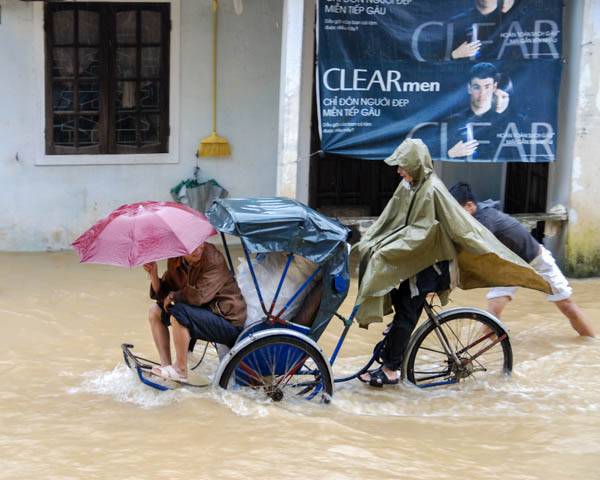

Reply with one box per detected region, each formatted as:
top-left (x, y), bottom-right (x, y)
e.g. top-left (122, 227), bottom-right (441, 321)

top-left (207, 197), bottom-right (351, 340)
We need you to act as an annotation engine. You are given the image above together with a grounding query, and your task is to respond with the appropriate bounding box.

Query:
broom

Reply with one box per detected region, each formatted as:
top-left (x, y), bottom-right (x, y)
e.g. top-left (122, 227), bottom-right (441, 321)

top-left (197, 0), bottom-right (231, 157)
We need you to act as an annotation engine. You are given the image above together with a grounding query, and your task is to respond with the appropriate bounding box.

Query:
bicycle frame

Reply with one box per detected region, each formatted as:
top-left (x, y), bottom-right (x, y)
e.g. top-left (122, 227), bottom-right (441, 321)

top-left (328, 298), bottom-right (445, 384)
top-left (330, 296), bottom-right (510, 388)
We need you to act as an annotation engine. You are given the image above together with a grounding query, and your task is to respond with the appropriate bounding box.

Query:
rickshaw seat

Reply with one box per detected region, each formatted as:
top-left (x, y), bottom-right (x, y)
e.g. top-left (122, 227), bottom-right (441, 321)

top-left (289, 280), bottom-right (323, 328)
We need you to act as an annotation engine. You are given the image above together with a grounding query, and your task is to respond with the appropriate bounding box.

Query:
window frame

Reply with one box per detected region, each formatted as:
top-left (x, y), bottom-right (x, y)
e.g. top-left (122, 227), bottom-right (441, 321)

top-left (33, 0), bottom-right (180, 166)
top-left (45, 2), bottom-right (170, 155)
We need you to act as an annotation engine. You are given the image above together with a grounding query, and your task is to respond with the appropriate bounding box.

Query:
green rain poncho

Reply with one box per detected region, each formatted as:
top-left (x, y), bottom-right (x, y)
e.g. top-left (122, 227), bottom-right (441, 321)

top-left (355, 139), bottom-right (551, 327)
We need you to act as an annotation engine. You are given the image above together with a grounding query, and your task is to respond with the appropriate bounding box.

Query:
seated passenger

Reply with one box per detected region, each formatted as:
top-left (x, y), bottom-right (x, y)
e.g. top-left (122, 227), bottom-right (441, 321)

top-left (143, 242), bottom-right (246, 382)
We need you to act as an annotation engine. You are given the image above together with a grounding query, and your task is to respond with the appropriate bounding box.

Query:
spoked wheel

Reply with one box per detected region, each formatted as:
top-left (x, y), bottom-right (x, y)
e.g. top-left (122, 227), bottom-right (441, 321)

top-left (218, 332), bottom-right (333, 403)
top-left (404, 309), bottom-right (513, 388)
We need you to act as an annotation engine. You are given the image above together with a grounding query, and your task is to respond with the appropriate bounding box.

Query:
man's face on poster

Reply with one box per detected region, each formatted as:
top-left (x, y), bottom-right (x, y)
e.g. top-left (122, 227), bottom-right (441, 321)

top-left (475, 0), bottom-right (498, 12)
top-left (467, 77), bottom-right (497, 111)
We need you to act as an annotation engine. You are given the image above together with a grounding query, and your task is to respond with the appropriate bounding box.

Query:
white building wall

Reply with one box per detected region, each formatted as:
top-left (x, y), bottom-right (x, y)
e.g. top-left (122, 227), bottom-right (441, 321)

top-left (0, 0), bottom-right (283, 251)
top-left (564, 0), bottom-right (600, 276)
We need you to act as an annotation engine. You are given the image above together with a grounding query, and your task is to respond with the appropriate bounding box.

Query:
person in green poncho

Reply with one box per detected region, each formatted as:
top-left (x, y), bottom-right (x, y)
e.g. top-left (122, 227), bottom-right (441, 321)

top-left (356, 138), bottom-right (551, 388)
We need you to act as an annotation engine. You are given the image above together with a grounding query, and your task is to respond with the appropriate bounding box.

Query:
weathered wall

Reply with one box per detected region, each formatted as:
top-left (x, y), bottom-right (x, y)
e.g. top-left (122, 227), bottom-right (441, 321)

top-left (0, 0), bottom-right (283, 251)
top-left (565, 0), bottom-right (600, 277)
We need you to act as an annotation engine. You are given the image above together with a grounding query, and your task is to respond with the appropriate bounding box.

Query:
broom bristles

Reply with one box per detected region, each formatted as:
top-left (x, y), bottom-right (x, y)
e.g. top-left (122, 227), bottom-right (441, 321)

top-left (197, 132), bottom-right (231, 157)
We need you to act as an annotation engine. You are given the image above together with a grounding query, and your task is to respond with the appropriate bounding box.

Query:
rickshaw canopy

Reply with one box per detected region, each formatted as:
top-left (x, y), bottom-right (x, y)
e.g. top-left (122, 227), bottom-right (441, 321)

top-left (207, 197), bottom-right (350, 264)
top-left (207, 197), bottom-right (352, 340)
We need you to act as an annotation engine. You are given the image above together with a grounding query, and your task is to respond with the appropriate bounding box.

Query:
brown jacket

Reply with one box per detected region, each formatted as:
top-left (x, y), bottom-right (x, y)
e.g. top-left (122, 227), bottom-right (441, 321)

top-left (150, 243), bottom-right (247, 327)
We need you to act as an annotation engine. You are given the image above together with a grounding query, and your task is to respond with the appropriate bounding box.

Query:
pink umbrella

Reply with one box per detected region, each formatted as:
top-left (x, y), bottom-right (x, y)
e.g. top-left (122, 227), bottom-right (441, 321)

top-left (72, 201), bottom-right (217, 268)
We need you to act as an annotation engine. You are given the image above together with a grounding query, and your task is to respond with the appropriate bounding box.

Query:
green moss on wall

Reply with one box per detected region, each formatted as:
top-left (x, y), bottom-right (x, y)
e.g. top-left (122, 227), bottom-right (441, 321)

top-left (565, 227), bottom-right (600, 277)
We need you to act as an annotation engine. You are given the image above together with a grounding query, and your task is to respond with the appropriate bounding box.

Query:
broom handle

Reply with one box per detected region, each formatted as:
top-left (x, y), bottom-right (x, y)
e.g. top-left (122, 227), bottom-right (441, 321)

top-left (212, 0), bottom-right (218, 135)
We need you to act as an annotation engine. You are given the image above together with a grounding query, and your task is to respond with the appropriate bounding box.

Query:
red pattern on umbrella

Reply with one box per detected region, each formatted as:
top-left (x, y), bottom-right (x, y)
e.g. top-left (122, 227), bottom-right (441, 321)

top-left (72, 201), bottom-right (217, 267)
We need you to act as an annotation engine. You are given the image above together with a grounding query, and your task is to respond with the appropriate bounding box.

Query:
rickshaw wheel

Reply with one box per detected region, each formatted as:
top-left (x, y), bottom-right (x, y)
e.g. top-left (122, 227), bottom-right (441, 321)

top-left (404, 309), bottom-right (513, 387)
top-left (218, 333), bottom-right (333, 403)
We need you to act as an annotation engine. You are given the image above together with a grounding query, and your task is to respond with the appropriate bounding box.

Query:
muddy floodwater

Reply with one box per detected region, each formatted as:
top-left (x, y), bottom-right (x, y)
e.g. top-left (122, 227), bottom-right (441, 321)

top-left (1, 249), bottom-right (599, 479)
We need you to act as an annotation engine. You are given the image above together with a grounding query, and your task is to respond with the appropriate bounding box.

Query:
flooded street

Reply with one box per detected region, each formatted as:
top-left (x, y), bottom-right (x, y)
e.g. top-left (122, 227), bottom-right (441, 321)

top-left (1, 249), bottom-right (599, 479)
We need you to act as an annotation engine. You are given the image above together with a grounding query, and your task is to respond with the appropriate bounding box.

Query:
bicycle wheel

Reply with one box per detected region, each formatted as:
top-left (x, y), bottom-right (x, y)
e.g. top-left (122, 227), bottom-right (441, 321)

top-left (404, 309), bottom-right (513, 387)
top-left (218, 333), bottom-right (333, 402)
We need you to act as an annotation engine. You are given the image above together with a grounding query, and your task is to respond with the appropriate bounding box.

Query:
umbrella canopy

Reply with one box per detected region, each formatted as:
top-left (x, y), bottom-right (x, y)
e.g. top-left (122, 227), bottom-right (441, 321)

top-left (72, 201), bottom-right (217, 268)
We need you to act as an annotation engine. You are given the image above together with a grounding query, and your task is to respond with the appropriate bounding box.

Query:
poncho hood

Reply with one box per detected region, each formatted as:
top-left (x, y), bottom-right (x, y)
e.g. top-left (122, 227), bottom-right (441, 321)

top-left (356, 140), bottom-right (551, 327)
top-left (384, 138), bottom-right (432, 184)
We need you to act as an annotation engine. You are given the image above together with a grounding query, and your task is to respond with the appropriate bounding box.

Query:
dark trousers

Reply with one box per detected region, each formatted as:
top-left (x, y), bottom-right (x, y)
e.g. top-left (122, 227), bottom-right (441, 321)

top-left (380, 262), bottom-right (450, 371)
top-left (380, 280), bottom-right (428, 371)
top-left (160, 303), bottom-right (241, 348)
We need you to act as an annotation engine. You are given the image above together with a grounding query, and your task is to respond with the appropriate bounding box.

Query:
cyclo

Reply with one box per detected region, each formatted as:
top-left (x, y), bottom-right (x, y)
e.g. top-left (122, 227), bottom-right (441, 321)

top-left (122, 197), bottom-right (513, 402)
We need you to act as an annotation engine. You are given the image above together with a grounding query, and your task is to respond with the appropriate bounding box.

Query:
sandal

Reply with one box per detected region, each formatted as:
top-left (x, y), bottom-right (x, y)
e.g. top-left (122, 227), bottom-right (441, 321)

top-left (358, 368), bottom-right (379, 383)
top-left (151, 365), bottom-right (188, 383)
top-left (368, 366), bottom-right (399, 388)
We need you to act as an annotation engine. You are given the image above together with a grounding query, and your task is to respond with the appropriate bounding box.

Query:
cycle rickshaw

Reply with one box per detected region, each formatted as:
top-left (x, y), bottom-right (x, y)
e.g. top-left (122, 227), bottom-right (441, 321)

top-left (122, 197), bottom-right (513, 402)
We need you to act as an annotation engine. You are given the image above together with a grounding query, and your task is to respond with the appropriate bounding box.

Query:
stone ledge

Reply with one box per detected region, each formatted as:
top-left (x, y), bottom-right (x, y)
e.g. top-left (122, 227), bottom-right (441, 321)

top-left (510, 212), bottom-right (568, 231)
top-left (336, 217), bottom-right (376, 244)
top-left (336, 212), bottom-right (568, 243)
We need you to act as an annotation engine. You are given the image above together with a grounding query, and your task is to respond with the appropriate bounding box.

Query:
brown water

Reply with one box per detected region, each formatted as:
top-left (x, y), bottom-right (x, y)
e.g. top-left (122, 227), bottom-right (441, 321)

top-left (1, 250), bottom-right (599, 479)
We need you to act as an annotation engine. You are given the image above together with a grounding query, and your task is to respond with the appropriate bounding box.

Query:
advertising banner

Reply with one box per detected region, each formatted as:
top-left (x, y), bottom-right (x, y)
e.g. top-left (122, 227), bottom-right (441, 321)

top-left (316, 0), bottom-right (563, 162)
